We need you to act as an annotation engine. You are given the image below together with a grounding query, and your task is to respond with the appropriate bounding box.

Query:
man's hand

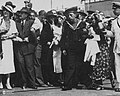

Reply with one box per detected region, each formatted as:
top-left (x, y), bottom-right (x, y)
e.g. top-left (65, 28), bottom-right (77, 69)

top-left (30, 27), bottom-right (35, 33)
top-left (54, 40), bottom-right (58, 45)
top-left (0, 29), bottom-right (8, 34)
top-left (37, 36), bottom-right (40, 40)
top-left (63, 50), bottom-right (67, 55)
top-left (24, 37), bottom-right (29, 42)
top-left (47, 42), bottom-right (51, 45)
top-left (13, 37), bottom-right (23, 42)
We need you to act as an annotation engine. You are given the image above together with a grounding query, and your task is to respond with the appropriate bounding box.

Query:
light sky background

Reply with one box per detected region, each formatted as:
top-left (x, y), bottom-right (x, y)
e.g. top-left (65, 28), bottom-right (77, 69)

top-left (0, 0), bottom-right (82, 12)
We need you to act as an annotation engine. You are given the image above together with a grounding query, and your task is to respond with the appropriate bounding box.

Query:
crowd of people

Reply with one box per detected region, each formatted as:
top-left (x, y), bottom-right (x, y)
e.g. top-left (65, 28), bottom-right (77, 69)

top-left (0, 0), bottom-right (120, 92)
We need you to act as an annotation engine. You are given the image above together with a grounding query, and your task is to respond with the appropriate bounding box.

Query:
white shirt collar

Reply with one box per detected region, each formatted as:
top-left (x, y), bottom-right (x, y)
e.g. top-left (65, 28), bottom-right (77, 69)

top-left (118, 15), bottom-right (120, 19)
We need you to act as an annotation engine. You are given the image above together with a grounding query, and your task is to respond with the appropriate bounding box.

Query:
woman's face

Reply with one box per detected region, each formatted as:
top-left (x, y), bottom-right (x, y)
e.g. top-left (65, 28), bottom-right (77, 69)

top-left (58, 17), bottom-right (63, 23)
top-left (3, 9), bottom-right (10, 18)
top-left (56, 17), bottom-right (64, 26)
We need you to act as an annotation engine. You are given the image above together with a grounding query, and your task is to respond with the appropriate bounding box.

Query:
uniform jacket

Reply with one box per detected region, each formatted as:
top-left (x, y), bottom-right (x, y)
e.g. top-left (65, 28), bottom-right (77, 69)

top-left (60, 20), bottom-right (88, 51)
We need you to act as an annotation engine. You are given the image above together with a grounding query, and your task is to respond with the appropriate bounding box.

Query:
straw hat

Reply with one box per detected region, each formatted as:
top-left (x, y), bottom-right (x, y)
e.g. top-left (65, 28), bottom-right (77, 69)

top-left (2, 1), bottom-right (16, 14)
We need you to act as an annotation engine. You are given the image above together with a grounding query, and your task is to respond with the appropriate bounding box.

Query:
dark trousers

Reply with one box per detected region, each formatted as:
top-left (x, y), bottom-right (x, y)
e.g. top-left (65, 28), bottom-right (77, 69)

top-left (34, 58), bottom-right (45, 86)
top-left (63, 45), bottom-right (91, 88)
top-left (63, 50), bottom-right (82, 88)
top-left (41, 64), bottom-right (55, 84)
top-left (41, 45), bottom-right (55, 84)
top-left (78, 62), bottom-right (92, 86)
top-left (17, 45), bottom-right (36, 87)
top-left (11, 41), bottom-right (21, 87)
top-left (34, 44), bottom-right (45, 86)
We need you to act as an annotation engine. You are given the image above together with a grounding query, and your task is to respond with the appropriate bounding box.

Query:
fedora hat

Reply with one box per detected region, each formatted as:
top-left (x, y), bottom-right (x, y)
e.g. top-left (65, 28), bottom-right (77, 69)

top-left (57, 11), bottom-right (65, 19)
top-left (46, 10), bottom-right (57, 17)
top-left (24, 0), bottom-right (30, 3)
top-left (5, 1), bottom-right (16, 9)
top-left (77, 10), bottom-right (87, 17)
top-left (19, 7), bottom-right (30, 14)
top-left (2, 1), bottom-right (16, 14)
top-left (14, 10), bottom-right (21, 17)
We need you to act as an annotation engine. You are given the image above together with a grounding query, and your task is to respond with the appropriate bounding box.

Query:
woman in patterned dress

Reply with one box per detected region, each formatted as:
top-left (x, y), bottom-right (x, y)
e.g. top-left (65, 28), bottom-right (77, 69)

top-left (88, 12), bottom-right (112, 90)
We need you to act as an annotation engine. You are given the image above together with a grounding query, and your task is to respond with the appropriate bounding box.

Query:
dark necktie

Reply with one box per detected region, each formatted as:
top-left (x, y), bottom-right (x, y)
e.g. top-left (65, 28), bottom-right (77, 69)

top-left (21, 21), bottom-right (24, 31)
top-left (20, 21), bottom-right (24, 38)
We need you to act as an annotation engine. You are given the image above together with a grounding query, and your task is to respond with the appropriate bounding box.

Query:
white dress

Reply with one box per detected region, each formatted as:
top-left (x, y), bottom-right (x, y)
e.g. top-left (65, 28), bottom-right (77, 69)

top-left (0, 18), bottom-right (17, 74)
top-left (52, 25), bottom-right (62, 73)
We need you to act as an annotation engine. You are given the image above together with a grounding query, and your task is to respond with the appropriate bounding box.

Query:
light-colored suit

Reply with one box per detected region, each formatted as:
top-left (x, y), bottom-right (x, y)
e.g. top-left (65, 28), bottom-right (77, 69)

top-left (112, 17), bottom-right (120, 54)
top-left (111, 16), bottom-right (120, 87)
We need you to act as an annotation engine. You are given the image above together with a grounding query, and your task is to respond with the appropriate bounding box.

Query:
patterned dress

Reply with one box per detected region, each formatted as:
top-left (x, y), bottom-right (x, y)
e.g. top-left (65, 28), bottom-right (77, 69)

top-left (90, 40), bottom-right (111, 81)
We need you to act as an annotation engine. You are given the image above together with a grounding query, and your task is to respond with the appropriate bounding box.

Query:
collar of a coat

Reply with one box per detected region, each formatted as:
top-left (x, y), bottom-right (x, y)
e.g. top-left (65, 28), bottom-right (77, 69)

top-left (66, 19), bottom-right (82, 30)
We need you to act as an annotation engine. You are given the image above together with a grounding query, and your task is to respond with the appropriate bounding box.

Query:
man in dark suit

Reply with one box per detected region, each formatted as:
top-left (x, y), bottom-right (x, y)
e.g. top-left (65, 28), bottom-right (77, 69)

top-left (15, 7), bottom-right (37, 89)
top-left (40, 10), bottom-right (57, 86)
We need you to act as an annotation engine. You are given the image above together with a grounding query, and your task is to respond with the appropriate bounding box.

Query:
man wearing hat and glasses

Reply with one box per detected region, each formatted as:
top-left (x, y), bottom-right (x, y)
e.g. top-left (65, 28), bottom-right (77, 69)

top-left (105, 2), bottom-right (120, 92)
top-left (15, 7), bottom-right (37, 89)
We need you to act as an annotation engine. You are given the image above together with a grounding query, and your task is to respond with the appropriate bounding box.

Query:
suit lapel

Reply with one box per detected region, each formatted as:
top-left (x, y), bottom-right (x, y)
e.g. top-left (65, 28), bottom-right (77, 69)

top-left (16, 22), bottom-right (23, 36)
top-left (23, 20), bottom-right (30, 33)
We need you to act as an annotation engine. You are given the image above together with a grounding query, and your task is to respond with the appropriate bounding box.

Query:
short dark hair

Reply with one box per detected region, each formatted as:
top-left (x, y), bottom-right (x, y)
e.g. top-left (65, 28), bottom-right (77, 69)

top-left (38, 10), bottom-right (46, 16)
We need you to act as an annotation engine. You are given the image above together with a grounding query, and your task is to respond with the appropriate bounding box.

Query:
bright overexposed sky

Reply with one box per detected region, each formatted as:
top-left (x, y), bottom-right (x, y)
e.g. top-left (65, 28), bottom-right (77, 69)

top-left (0, 0), bottom-right (82, 12)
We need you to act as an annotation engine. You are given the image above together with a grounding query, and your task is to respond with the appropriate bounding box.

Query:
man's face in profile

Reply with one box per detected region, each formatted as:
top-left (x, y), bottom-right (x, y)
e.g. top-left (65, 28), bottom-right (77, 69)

top-left (113, 7), bottom-right (120, 16)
